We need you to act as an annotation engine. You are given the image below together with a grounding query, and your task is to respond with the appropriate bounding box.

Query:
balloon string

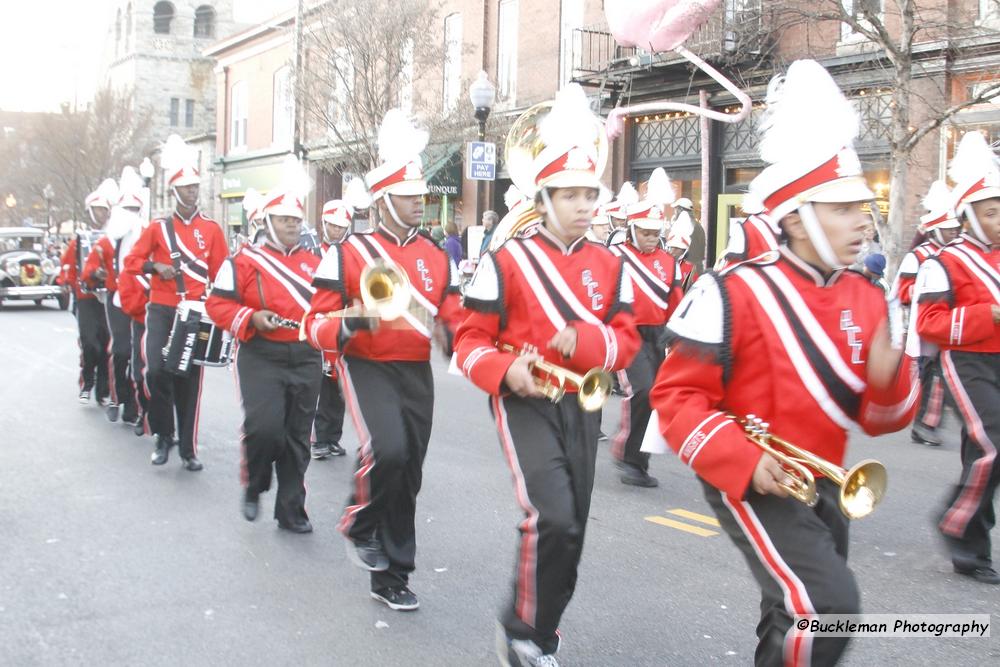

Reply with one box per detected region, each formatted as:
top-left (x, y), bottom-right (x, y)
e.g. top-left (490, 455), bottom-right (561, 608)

top-left (606, 44), bottom-right (751, 140)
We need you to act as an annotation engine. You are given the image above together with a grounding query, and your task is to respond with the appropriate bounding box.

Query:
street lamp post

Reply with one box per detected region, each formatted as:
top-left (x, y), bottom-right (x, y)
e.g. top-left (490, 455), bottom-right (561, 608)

top-left (469, 71), bottom-right (496, 233)
top-left (139, 157), bottom-right (155, 221)
top-left (42, 184), bottom-right (54, 234)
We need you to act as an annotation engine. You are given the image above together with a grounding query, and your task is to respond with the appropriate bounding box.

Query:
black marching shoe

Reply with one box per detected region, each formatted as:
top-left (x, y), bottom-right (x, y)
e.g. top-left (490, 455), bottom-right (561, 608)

top-left (78, 388), bottom-right (92, 404)
top-left (182, 456), bottom-right (203, 472)
top-left (953, 562), bottom-right (1000, 585)
top-left (345, 535), bottom-right (389, 571)
top-left (310, 442), bottom-right (330, 460)
top-left (132, 413), bottom-right (145, 436)
top-left (911, 423), bottom-right (942, 446)
top-left (106, 403), bottom-right (120, 422)
top-left (619, 463), bottom-right (659, 488)
top-left (96, 395), bottom-right (110, 408)
top-left (328, 442), bottom-right (346, 456)
top-left (151, 435), bottom-right (170, 465)
top-left (278, 518), bottom-right (313, 534)
top-left (242, 493), bottom-right (259, 521)
top-left (370, 585), bottom-right (419, 611)
top-left (496, 622), bottom-right (560, 667)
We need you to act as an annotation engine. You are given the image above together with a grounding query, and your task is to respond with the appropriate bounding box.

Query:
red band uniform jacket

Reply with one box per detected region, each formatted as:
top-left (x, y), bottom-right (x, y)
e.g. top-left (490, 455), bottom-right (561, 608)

top-left (609, 241), bottom-right (683, 327)
top-left (60, 234), bottom-right (101, 301)
top-left (915, 234), bottom-right (1000, 354)
top-left (895, 240), bottom-right (944, 307)
top-left (304, 226), bottom-right (465, 360)
top-left (123, 211), bottom-right (228, 306)
top-left (455, 228), bottom-right (641, 394)
top-left (205, 242), bottom-right (321, 344)
top-left (650, 248), bottom-right (919, 500)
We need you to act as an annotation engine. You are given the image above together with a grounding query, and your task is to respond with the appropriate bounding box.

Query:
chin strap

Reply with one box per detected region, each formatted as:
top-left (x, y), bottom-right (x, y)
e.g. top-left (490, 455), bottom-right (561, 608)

top-left (540, 188), bottom-right (572, 238)
top-left (383, 194), bottom-right (417, 228)
top-left (263, 213), bottom-right (295, 253)
top-left (961, 205), bottom-right (990, 245)
top-left (798, 202), bottom-right (848, 270)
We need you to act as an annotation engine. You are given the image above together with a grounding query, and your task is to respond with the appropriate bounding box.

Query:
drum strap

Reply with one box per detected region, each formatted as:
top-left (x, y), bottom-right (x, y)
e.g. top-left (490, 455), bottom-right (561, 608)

top-left (161, 217), bottom-right (188, 298)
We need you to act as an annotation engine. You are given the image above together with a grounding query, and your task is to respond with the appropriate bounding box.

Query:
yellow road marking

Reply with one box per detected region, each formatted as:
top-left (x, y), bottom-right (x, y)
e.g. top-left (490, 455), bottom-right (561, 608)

top-left (644, 515), bottom-right (719, 537)
top-left (666, 508), bottom-right (721, 527)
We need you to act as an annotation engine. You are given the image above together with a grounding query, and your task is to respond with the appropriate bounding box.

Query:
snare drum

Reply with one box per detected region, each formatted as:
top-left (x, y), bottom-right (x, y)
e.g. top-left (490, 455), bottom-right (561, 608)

top-left (162, 300), bottom-right (234, 375)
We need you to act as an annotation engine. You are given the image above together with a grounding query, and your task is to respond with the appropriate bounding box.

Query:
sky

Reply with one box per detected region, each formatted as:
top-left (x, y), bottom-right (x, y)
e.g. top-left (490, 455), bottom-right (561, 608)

top-left (0, 0), bottom-right (294, 113)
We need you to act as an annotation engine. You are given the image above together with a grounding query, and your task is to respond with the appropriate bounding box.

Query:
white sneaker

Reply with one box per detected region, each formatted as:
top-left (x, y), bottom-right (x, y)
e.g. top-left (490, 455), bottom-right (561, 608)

top-left (496, 622), bottom-right (560, 667)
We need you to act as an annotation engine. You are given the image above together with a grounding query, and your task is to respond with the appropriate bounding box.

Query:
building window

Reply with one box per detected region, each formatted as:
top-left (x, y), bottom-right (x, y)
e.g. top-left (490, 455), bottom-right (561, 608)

top-left (153, 1), bottom-right (174, 35)
top-left (559, 0), bottom-right (584, 87)
top-left (230, 82), bottom-right (248, 151)
top-left (194, 5), bottom-right (215, 38)
top-left (400, 40), bottom-right (414, 113)
top-left (185, 99), bottom-right (195, 128)
top-left (272, 66), bottom-right (294, 146)
top-left (841, 0), bottom-right (884, 41)
top-left (443, 13), bottom-right (463, 112)
top-left (169, 97), bottom-right (180, 127)
top-left (498, 0), bottom-right (519, 103)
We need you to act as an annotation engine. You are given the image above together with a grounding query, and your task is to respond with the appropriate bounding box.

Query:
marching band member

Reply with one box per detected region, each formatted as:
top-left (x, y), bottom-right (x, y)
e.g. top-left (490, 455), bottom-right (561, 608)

top-left (311, 182), bottom-right (368, 460)
top-left (715, 196), bottom-right (782, 273)
top-left (206, 159), bottom-right (321, 531)
top-left (609, 168), bottom-right (682, 488)
top-left (303, 110), bottom-right (464, 611)
top-left (650, 61), bottom-right (917, 666)
top-left (894, 181), bottom-right (961, 447)
top-left (84, 168), bottom-right (145, 425)
top-left (914, 131), bottom-right (1000, 585)
top-left (61, 179), bottom-right (116, 405)
top-left (241, 188), bottom-right (266, 248)
top-left (123, 135), bottom-right (228, 470)
top-left (665, 210), bottom-right (697, 291)
top-left (454, 85), bottom-right (639, 666)
top-left (671, 196), bottom-right (706, 272)
top-left (605, 181), bottom-right (637, 247)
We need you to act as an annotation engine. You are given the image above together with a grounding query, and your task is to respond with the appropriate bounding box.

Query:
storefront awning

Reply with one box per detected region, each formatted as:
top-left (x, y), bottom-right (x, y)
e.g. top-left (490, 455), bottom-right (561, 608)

top-left (423, 144), bottom-right (462, 198)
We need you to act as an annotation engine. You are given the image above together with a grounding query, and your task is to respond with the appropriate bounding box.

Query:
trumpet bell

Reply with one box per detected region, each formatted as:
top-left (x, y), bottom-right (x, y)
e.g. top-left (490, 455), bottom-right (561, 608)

top-left (839, 459), bottom-right (887, 519)
top-left (361, 263), bottom-right (411, 321)
top-left (578, 368), bottom-right (613, 412)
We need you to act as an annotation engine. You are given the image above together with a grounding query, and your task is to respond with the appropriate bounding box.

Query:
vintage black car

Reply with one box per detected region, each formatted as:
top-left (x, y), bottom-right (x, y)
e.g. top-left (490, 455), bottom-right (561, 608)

top-left (0, 227), bottom-right (69, 309)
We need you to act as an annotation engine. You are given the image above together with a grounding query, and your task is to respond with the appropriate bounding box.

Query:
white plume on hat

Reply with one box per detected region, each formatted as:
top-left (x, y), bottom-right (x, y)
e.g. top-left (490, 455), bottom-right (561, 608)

top-left (344, 177), bottom-right (372, 210)
top-left (262, 155), bottom-right (312, 219)
top-left (597, 184), bottom-right (614, 206)
top-left (948, 131), bottom-right (1000, 197)
top-left (159, 134), bottom-right (199, 182)
top-left (243, 188), bottom-right (264, 220)
top-left (87, 178), bottom-right (120, 208)
top-left (644, 168), bottom-right (675, 207)
top-left (615, 182), bottom-right (640, 208)
top-left (758, 60), bottom-right (860, 167)
top-left (667, 210), bottom-right (694, 249)
top-left (105, 207), bottom-right (141, 242)
top-left (922, 180), bottom-right (952, 215)
top-left (377, 110), bottom-right (429, 166)
top-left (538, 84), bottom-right (600, 156)
top-left (504, 184), bottom-right (527, 210)
top-left (118, 166), bottom-right (144, 206)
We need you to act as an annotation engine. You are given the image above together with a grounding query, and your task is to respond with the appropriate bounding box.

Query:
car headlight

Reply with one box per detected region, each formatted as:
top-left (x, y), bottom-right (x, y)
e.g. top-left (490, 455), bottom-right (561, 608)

top-left (4, 260), bottom-right (19, 277)
top-left (41, 258), bottom-right (57, 275)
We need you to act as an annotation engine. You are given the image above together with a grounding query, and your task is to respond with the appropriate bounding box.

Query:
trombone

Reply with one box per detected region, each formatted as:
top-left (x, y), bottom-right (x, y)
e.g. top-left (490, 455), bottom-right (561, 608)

top-left (299, 261), bottom-right (421, 341)
top-left (499, 343), bottom-right (613, 412)
top-left (738, 415), bottom-right (887, 519)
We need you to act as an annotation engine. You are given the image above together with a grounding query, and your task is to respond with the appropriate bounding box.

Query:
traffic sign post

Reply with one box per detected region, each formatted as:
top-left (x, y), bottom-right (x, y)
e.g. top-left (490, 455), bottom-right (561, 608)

top-left (467, 141), bottom-right (496, 181)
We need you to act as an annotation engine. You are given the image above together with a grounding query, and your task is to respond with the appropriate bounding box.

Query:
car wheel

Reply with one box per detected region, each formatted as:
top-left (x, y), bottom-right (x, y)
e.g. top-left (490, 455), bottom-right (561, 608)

top-left (57, 293), bottom-right (70, 311)
top-left (35, 299), bottom-right (44, 307)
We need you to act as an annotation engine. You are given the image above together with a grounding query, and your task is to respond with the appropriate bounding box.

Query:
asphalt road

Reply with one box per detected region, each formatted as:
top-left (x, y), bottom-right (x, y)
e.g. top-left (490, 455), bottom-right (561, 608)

top-left (0, 303), bottom-right (997, 666)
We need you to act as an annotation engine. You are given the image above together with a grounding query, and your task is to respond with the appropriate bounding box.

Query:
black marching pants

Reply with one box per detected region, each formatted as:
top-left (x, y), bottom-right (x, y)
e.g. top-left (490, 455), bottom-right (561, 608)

top-left (915, 354), bottom-right (947, 430)
top-left (612, 334), bottom-right (664, 472)
top-left (131, 320), bottom-right (148, 416)
top-left (236, 337), bottom-right (321, 524)
top-left (703, 479), bottom-right (860, 667)
top-left (938, 351), bottom-right (1000, 567)
top-left (143, 303), bottom-right (204, 459)
top-left (313, 367), bottom-right (345, 446)
top-left (492, 393), bottom-right (600, 655)
top-left (105, 298), bottom-right (136, 418)
top-left (76, 298), bottom-right (109, 398)
top-left (337, 356), bottom-right (433, 591)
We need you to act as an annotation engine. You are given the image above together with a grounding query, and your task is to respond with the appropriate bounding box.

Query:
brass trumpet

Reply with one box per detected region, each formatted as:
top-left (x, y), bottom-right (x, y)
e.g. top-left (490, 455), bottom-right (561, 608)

top-left (299, 261), bottom-right (418, 341)
top-left (738, 415), bottom-right (887, 519)
top-left (499, 343), bottom-right (613, 412)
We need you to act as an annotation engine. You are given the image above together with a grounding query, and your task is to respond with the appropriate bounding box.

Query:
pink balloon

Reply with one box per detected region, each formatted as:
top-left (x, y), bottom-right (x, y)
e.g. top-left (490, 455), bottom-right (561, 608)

top-left (606, 0), bottom-right (721, 52)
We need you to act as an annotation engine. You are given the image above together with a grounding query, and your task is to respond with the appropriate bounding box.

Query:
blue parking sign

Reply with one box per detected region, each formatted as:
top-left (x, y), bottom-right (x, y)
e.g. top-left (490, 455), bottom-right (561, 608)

top-left (468, 141), bottom-right (496, 181)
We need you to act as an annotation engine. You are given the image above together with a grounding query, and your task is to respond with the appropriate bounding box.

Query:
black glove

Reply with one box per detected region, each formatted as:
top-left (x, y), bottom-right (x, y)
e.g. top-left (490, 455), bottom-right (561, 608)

top-left (343, 316), bottom-right (378, 333)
